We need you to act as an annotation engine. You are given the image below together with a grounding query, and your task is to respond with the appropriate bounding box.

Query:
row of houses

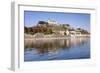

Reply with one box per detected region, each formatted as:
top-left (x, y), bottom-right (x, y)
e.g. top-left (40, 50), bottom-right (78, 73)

top-left (53, 29), bottom-right (81, 37)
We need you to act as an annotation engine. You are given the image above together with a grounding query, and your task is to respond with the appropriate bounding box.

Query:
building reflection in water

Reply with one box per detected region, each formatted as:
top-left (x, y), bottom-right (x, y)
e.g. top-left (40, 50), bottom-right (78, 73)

top-left (24, 37), bottom-right (90, 56)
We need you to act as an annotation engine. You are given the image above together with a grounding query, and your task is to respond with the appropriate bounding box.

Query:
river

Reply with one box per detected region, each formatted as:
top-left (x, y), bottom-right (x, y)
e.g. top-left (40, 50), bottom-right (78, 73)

top-left (24, 37), bottom-right (90, 61)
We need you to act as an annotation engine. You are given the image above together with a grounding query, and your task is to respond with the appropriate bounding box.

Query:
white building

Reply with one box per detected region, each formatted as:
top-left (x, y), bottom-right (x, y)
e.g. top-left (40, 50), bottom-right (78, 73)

top-left (47, 19), bottom-right (57, 24)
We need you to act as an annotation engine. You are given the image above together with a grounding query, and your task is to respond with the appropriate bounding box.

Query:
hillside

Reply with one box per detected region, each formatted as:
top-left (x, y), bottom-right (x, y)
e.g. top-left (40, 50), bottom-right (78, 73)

top-left (24, 20), bottom-right (90, 36)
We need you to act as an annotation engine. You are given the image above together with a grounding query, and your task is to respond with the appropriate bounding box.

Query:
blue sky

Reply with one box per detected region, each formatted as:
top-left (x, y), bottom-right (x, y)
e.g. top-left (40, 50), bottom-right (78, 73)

top-left (24, 11), bottom-right (90, 32)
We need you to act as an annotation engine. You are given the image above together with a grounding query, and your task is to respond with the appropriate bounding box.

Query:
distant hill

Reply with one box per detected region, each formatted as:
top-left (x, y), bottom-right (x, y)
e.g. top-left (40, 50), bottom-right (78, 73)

top-left (24, 20), bottom-right (90, 35)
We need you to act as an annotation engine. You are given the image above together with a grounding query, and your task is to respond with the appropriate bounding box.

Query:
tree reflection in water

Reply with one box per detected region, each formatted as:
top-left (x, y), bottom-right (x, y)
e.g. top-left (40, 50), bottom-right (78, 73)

top-left (24, 37), bottom-right (90, 56)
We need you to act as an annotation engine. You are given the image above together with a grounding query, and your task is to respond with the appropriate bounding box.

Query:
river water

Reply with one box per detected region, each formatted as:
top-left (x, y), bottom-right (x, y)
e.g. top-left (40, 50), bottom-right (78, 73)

top-left (24, 37), bottom-right (90, 62)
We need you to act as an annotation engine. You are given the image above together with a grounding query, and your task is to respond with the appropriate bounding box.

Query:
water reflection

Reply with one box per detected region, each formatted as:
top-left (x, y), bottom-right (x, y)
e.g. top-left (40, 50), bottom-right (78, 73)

top-left (24, 37), bottom-right (90, 61)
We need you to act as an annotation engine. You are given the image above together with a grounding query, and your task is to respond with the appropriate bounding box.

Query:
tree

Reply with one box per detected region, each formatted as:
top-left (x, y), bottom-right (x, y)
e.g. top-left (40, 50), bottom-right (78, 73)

top-left (38, 21), bottom-right (48, 25)
top-left (24, 26), bottom-right (28, 33)
top-left (76, 28), bottom-right (89, 34)
top-left (62, 24), bottom-right (70, 35)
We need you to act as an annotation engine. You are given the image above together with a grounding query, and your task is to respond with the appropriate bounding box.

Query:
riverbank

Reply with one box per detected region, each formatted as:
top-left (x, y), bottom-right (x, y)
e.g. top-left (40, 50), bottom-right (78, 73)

top-left (24, 34), bottom-right (90, 40)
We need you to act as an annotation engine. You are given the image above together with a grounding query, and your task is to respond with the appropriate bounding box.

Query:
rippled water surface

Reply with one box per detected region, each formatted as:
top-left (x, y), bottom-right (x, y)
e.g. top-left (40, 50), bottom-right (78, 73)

top-left (24, 37), bottom-right (90, 62)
